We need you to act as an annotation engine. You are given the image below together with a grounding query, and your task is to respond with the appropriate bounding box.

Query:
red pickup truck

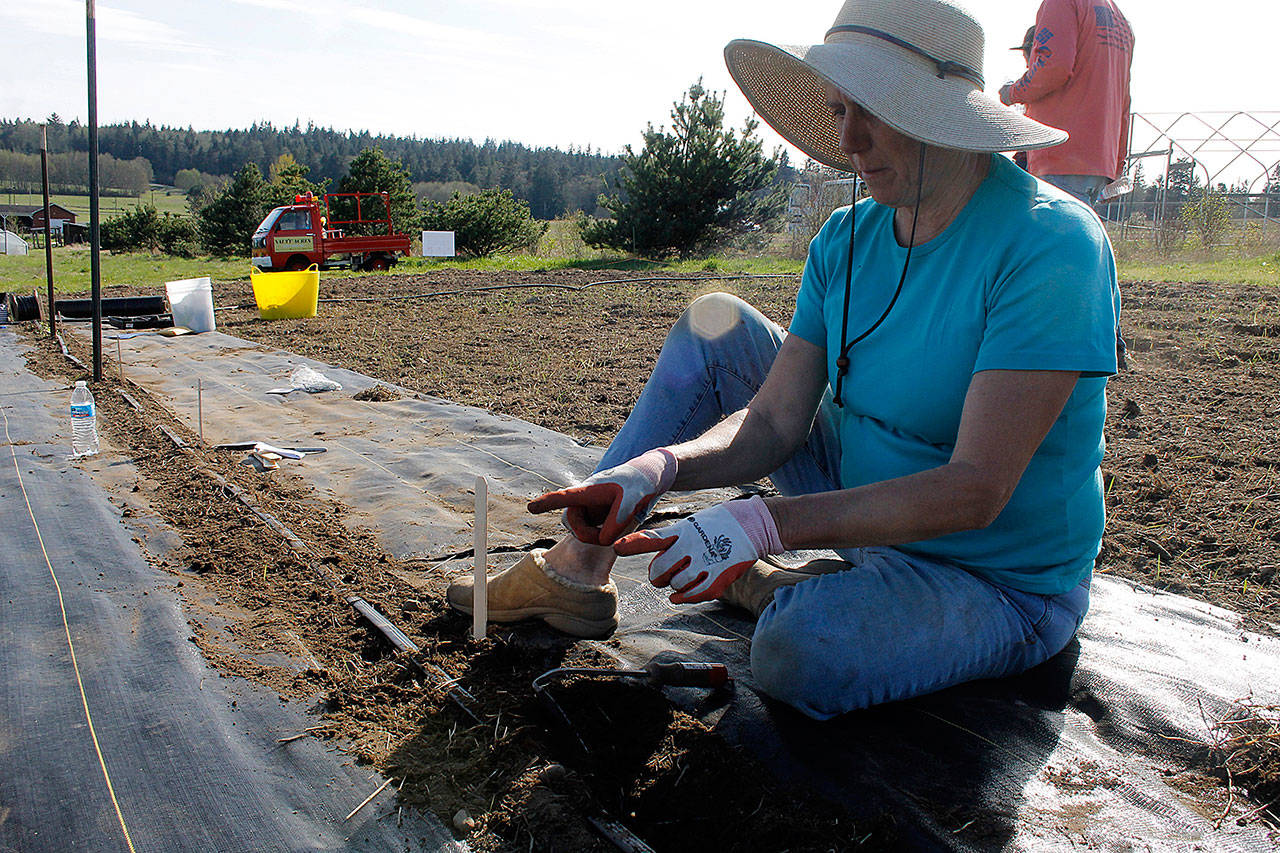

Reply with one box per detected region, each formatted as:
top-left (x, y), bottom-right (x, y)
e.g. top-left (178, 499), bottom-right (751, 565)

top-left (250, 191), bottom-right (412, 272)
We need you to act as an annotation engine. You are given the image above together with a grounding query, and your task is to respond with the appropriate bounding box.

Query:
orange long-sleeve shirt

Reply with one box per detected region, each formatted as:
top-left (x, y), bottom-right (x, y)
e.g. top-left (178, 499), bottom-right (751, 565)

top-left (1006, 0), bottom-right (1135, 180)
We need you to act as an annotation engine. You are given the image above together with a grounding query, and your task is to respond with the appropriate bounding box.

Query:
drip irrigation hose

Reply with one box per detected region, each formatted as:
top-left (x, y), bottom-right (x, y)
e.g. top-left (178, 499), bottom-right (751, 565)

top-left (218, 273), bottom-right (799, 311)
top-left (316, 273), bottom-right (798, 304)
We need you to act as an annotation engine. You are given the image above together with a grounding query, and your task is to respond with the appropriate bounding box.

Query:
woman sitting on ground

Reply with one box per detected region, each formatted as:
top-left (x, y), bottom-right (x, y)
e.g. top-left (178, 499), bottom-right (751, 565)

top-left (450, 0), bottom-right (1121, 720)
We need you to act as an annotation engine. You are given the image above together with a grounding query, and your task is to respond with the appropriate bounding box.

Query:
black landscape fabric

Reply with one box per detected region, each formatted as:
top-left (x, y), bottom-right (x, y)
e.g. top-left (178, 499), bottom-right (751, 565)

top-left (0, 332), bottom-right (462, 853)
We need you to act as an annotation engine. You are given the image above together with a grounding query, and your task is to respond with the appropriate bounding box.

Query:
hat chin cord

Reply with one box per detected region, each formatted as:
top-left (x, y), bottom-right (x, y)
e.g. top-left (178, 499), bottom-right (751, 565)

top-left (832, 142), bottom-right (926, 408)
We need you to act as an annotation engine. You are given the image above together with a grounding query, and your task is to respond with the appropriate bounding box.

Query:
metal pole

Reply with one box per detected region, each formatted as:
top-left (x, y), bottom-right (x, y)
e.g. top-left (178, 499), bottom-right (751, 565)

top-left (1122, 111), bottom-right (1133, 233)
top-left (86, 0), bottom-right (103, 380)
top-left (41, 126), bottom-right (56, 338)
top-left (1158, 146), bottom-right (1172, 244)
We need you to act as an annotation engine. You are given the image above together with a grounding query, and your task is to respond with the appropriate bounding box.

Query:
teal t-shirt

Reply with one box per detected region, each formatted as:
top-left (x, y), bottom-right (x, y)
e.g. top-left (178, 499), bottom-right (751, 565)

top-left (789, 155), bottom-right (1120, 594)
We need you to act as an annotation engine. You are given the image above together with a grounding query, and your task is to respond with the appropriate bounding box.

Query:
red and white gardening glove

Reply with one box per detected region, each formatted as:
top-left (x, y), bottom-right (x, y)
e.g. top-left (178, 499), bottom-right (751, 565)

top-left (527, 448), bottom-right (678, 546)
top-left (613, 496), bottom-right (784, 604)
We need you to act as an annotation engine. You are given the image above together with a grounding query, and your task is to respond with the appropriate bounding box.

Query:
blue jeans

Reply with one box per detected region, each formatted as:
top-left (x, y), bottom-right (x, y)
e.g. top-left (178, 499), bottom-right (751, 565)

top-left (599, 292), bottom-right (1091, 719)
top-left (1040, 174), bottom-right (1108, 206)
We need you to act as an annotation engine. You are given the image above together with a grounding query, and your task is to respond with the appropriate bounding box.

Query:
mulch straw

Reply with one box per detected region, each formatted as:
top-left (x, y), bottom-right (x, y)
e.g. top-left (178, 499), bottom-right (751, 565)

top-left (353, 384), bottom-right (402, 402)
top-left (1211, 701), bottom-right (1280, 827)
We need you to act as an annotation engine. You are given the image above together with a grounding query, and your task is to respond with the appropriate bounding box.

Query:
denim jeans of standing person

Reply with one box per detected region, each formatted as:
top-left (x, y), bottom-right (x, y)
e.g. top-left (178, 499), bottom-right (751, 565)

top-left (594, 292), bottom-right (1091, 719)
top-left (1040, 174), bottom-right (1108, 206)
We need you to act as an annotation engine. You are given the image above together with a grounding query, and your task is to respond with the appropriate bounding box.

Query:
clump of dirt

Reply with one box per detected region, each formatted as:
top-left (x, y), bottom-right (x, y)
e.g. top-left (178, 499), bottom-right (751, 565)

top-left (486, 679), bottom-right (879, 852)
top-left (1042, 759), bottom-right (1121, 793)
top-left (354, 384), bottom-right (402, 402)
top-left (23, 327), bottom-right (894, 851)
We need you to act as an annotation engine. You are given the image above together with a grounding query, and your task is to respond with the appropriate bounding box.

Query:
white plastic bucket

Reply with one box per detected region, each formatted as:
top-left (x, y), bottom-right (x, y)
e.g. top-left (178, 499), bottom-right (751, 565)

top-left (166, 276), bottom-right (216, 333)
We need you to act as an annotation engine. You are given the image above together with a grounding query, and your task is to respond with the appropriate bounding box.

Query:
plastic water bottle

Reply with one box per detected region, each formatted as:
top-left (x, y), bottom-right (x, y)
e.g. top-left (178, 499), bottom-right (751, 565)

top-left (70, 380), bottom-right (99, 456)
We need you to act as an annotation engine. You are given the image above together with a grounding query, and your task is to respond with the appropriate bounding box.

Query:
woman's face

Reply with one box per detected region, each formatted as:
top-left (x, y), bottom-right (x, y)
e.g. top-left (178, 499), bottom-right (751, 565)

top-left (826, 85), bottom-right (924, 209)
top-left (825, 85), bottom-right (984, 217)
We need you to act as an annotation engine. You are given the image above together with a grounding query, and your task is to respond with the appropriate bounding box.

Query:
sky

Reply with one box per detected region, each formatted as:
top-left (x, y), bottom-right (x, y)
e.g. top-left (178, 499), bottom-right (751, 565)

top-left (4, 0), bottom-right (1279, 185)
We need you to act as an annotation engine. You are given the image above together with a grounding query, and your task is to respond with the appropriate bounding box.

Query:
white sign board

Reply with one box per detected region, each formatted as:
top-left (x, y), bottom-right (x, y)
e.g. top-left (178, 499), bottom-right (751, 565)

top-left (421, 230), bottom-right (456, 257)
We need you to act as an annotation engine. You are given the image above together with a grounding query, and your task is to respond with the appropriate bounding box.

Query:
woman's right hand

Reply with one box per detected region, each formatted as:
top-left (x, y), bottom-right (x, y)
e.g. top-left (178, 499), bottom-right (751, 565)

top-left (527, 448), bottom-right (677, 546)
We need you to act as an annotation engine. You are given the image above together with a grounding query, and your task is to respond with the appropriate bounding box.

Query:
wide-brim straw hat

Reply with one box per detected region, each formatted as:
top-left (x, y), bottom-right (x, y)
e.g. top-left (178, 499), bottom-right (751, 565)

top-left (724, 0), bottom-right (1067, 171)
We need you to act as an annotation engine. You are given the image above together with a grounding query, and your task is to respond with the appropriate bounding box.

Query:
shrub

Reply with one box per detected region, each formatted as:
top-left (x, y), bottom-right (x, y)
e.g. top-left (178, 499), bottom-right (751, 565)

top-left (160, 216), bottom-right (200, 257)
top-left (536, 211), bottom-right (591, 259)
top-left (1153, 217), bottom-right (1188, 256)
top-left (1181, 191), bottom-right (1231, 248)
top-left (421, 188), bottom-right (547, 258)
top-left (101, 204), bottom-right (199, 257)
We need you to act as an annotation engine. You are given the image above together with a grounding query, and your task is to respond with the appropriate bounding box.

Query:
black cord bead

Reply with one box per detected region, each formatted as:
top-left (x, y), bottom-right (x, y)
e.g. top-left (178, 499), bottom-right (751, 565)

top-left (835, 355), bottom-right (850, 371)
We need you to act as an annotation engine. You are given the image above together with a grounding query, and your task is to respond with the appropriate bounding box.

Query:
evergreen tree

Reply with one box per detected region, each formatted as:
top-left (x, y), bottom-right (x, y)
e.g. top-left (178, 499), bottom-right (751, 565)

top-left (267, 153), bottom-right (324, 207)
top-left (1163, 157), bottom-right (1202, 214)
top-left (196, 163), bottom-right (269, 255)
top-left (585, 80), bottom-right (787, 258)
top-left (334, 147), bottom-right (419, 233)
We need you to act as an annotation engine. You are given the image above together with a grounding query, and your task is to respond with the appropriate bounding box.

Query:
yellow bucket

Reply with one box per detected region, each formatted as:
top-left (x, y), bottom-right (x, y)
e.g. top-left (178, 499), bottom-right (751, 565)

top-left (249, 265), bottom-right (320, 320)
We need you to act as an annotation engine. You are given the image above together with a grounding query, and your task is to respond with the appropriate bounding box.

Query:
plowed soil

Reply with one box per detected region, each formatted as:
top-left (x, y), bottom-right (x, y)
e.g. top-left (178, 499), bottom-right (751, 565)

top-left (218, 270), bottom-right (1280, 629)
top-left (24, 268), bottom-right (1280, 845)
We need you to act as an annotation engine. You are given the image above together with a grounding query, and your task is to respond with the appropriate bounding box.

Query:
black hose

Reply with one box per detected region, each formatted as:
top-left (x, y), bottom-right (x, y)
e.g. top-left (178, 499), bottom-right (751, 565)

top-left (7, 292), bottom-right (42, 322)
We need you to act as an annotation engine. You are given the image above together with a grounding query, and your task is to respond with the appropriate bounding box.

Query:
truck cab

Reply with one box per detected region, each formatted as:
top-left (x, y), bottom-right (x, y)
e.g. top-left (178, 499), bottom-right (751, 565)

top-left (251, 202), bottom-right (320, 271)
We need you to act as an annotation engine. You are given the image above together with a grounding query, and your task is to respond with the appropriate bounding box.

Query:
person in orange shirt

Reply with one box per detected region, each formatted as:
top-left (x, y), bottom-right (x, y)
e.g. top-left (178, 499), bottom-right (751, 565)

top-left (1010, 26), bottom-right (1035, 172)
top-left (999, 0), bottom-right (1134, 206)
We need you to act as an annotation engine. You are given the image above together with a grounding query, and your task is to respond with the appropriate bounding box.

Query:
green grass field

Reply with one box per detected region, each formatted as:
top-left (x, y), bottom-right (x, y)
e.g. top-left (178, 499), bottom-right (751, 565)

top-left (3, 230), bottom-right (1279, 296)
top-left (0, 187), bottom-right (189, 219)
top-left (1118, 255), bottom-right (1280, 287)
top-left (0, 248), bottom-right (248, 293)
top-left (0, 242), bottom-right (806, 294)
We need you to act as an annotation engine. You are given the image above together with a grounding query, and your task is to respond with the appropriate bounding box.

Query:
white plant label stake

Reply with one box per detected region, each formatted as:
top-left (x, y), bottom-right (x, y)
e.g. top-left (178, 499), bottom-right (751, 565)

top-left (473, 475), bottom-right (488, 640)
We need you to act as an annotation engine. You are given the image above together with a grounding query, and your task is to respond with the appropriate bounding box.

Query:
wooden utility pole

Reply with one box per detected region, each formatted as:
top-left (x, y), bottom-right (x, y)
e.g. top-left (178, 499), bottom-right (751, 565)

top-left (41, 126), bottom-right (55, 338)
top-left (86, 0), bottom-right (103, 379)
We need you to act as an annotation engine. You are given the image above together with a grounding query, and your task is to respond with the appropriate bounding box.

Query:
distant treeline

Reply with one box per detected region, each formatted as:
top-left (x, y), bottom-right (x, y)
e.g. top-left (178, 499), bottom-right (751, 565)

top-left (0, 116), bottom-right (624, 219)
top-left (0, 147), bottom-right (154, 196)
